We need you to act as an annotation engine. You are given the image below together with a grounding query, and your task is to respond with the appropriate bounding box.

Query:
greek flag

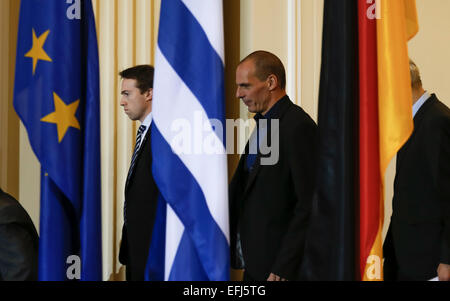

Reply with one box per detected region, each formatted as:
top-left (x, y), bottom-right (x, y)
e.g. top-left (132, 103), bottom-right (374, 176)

top-left (146, 0), bottom-right (229, 280)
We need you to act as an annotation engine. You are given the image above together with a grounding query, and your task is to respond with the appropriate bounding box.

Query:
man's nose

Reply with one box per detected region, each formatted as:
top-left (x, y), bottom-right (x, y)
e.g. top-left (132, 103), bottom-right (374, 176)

top-left (236, 87), bottom-right (242, 99)
top-left (120, 97), bottom-right (126, 106)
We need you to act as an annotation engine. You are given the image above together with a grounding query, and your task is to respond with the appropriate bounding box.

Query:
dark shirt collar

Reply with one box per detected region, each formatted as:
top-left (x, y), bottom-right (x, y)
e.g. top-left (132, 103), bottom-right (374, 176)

top-left (254, 95), bottom-right (288, 122)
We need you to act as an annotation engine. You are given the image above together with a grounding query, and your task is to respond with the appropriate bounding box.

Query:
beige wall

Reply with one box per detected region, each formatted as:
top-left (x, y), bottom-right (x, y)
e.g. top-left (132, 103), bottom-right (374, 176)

top-left (299, 0), bottom-right (323, 122)
top-left (239, 0), bottom-right (288, 121)
top-left (239, 0), bottom-right (323, 122)
top-left (409, 0), bottom-right (450, 104)
top-left (238, 0), bottom-right (323, 128)
top-left (0, 0), bottom-right (20, 200)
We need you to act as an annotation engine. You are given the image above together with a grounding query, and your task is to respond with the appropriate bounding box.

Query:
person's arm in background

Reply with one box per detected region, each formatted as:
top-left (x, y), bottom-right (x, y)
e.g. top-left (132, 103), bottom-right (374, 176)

top-left (0, 205), bottom-right (38, 281)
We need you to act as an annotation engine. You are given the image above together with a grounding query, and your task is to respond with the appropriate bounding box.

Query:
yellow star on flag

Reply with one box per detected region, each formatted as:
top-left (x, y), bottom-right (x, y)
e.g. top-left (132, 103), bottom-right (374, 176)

top-left (24, 29), bottom-right (52, 75)
top-left (41, 92), bottom-right (81, 143)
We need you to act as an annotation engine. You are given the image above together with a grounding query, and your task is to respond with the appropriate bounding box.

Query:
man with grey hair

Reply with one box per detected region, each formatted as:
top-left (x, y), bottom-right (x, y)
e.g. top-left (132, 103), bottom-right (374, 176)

top-left (383, 59), bottom-right (450, 281)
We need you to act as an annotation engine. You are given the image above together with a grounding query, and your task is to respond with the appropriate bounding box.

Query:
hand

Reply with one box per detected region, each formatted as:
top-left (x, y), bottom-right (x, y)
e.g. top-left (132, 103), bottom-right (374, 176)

top-left (267, 273), bottom-right (287, 281)
top-left (437, 263), bottom-right (450, 281)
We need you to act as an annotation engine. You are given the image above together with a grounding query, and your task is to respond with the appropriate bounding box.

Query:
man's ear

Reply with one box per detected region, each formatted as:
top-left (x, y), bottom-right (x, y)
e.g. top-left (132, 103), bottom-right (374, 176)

top-left (267, 74), bottom-right (278, 91)
top-left (146, 88), bottom-right (153, 101)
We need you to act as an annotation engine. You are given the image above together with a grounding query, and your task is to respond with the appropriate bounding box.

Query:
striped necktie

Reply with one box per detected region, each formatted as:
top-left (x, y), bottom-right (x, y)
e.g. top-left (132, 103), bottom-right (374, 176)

top-left (124, 124), bottom-right (146, 224)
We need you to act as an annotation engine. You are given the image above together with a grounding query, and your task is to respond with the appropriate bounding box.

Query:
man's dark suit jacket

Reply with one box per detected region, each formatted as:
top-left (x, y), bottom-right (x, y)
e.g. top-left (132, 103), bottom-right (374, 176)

top-left (0, 188), bottom-right (39, 281)
top-left (119, 128), bottom-right (159, 281)
top-left (229, 96), bottom-right (317, 280)
top-left (384, 94), bottom-right (450, 280)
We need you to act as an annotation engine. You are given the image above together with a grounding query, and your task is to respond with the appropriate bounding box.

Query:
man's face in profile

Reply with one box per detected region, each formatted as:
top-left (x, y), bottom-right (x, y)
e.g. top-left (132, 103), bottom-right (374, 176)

top-left (235, 60), bottom-right (271, 115)
top-left (120, 78), bottom-right (151, 122)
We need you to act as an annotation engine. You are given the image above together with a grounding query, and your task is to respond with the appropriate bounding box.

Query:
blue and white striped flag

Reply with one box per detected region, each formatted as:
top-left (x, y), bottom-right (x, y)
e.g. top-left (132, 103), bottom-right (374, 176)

top-left (146, 0), bottom-right (229, 281)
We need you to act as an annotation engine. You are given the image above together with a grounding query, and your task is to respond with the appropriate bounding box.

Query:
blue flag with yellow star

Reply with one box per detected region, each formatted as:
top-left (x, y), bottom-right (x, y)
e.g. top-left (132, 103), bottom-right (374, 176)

top-left (13, 0), bottom-right (101, 280)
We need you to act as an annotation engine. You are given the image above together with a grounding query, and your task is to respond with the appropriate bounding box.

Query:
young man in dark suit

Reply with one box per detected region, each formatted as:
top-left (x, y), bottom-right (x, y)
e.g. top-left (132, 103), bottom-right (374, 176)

top-left (0, 188), bottom-right (39, 281)
top-left (118, 65), bottom-right (159, 280)
top-left (229, 51), bottom-right (317, 281)
top-left (384, 60), bottom-right (450, 281)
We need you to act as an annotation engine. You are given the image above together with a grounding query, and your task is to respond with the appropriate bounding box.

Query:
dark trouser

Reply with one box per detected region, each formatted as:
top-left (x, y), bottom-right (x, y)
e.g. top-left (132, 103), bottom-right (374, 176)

top-left (126, 265), bottom-right (132, 281)
top-left (243, 270), bottom-right (257, 281)
top-left (383, 256), bottom-right (398, 281)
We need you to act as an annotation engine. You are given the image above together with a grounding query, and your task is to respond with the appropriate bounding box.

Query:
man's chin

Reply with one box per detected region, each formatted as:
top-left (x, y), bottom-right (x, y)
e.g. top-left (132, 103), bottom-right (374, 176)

top-left (246, 106), bottom-right (256, 113)
top-left (126, 113), bottom-right (137, 121)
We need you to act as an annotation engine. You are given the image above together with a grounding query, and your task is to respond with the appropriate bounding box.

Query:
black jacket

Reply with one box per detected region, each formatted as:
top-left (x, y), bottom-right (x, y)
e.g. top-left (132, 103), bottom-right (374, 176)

top-left (229, 96), bottom-right (317, 280)
top-left (0, 188), bottom-right (39, 281)
top-left (384, 94), bottom-right (450, 280)
top-left (119, 128), bottom-right (159, 280)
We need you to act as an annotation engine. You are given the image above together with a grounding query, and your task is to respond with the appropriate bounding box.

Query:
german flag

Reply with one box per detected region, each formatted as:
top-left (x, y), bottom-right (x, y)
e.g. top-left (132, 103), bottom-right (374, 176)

top-left (301, 0), bottom-right (418, 280)
top-left (359, 0), bottom-right (419, 281)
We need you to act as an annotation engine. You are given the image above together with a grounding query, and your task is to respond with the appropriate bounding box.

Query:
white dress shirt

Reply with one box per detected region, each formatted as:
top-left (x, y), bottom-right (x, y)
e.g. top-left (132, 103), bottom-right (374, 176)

top-left (413, 91), bottom-right (431, 118)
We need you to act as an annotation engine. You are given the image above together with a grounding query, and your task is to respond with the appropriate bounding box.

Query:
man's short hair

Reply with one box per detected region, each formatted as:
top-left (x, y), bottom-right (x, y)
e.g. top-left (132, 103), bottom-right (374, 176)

top-left (409, 59), bottom-right (422, 89)
top-left (119, 65), bottom-right (154, 93)
top-left (240, 51), bottom-right (286, 90)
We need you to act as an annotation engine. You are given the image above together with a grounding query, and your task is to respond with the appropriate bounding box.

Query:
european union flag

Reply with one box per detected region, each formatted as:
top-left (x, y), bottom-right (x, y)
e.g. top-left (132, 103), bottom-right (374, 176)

top-left (13, 0), bottom-right (102, 280)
